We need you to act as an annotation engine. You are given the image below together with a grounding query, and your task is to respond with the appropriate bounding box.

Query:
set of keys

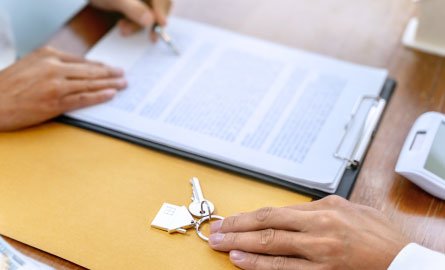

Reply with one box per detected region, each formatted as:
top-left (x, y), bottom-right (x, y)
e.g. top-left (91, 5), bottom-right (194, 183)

top-left (151, 177), bottom-right (224, 241)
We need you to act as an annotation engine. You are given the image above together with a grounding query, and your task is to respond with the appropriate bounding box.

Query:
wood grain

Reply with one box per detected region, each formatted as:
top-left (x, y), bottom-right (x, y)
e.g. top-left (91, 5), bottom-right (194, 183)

top-left (4, 0), bottom-right (445, 268)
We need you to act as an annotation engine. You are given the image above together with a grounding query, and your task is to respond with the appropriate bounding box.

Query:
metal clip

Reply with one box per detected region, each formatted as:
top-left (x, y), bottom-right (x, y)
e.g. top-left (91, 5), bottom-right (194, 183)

top-left (334, 95), bottom-right (386, 169)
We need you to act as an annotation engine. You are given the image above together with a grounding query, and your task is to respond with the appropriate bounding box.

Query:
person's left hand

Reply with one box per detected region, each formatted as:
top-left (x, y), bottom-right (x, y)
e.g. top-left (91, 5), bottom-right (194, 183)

top-left (0, 47), bottom-right (126, 131)
top-left (90, 0), bottom-right (171, 40)
top-left (209, 196), bottom-right (409, 270)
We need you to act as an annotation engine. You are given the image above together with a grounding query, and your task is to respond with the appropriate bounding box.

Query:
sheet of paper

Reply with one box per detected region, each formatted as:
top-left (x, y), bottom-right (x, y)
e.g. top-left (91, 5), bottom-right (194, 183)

top-left (0, 237), bottom-right (54, 270)
top-left (68, 17), bottom-right (388, 193)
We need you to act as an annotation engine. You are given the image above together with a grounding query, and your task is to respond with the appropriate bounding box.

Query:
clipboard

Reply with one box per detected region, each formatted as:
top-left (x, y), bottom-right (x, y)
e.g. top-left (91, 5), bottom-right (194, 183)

top-left (58, 78), bottom-right (396, 199)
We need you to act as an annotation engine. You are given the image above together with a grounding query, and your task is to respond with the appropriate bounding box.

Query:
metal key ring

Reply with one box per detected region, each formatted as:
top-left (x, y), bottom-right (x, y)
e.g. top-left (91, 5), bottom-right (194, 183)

top-left (201, 200), bottom-right (212, 219)
top-left (195, 215), bottom-right (224, 242)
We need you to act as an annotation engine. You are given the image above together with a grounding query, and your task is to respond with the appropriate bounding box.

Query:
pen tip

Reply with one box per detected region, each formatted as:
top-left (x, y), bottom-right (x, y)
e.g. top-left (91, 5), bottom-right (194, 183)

top-left (171, 45), bottom-right (181, 56)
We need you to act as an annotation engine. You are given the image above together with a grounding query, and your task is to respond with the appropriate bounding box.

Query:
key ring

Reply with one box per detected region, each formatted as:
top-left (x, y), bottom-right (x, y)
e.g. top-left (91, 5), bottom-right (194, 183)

top-left (195, 200), bottom-right (224, 241)
top-left (195, 215), bottom-right (224, 242)
top-left (200, 200), bottom-right (212, 219)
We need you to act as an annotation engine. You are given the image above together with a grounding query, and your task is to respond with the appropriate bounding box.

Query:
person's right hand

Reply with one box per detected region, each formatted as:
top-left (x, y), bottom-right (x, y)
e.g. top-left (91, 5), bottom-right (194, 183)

top-left (209, 196), bottom-right (410, 270)
top-left (0, 47), bottom-right (126, 131)
top-left (90, 0), bottom-right (172, 40)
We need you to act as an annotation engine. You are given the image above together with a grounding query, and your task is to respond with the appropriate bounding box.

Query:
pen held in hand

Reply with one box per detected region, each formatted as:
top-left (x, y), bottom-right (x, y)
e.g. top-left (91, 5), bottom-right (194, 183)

top-left (153, 25), bottom-right (180, 56)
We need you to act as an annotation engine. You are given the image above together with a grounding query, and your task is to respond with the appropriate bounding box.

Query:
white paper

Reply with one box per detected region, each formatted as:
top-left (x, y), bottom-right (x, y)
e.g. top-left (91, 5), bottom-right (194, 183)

top-left (68, 17), bottom-right (388, 193)
top-left (0, 237), bottom-right (54, 270)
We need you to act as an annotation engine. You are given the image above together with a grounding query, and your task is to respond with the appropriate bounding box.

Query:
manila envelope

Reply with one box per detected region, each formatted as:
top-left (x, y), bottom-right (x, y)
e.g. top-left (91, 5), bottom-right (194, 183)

top-left (0, 123), bottom-right (311, 269)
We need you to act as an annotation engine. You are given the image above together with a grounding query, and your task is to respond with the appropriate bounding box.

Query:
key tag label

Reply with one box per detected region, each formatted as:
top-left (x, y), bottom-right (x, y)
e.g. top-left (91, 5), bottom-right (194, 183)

top-left (151, 203), bottom-right (195, 234)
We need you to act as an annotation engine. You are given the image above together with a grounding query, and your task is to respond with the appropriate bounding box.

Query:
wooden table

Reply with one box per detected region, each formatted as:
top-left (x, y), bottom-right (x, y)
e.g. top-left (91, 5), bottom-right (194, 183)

top-left (5, 0), bottom-right (445, 268)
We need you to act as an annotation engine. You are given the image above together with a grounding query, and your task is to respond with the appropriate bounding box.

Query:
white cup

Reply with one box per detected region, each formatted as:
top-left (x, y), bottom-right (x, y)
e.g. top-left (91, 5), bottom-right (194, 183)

top-left (416, 0), bottom-right (445, 47)
top-left (0, 9), bottom-right (16, 70)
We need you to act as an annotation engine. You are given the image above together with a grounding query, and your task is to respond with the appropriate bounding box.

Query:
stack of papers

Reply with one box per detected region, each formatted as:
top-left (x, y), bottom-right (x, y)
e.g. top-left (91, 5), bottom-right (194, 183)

top-left (68, 17), bottom-right (388, 193)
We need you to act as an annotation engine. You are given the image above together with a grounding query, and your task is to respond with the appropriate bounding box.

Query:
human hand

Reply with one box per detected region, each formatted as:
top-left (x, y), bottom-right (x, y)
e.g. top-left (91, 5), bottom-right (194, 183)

top-left (209, 196), bottom-right (409, 270)
top-left (89, 0), bottom-right (171, 40)
top-left (0, 47), bottom-right (126, 131)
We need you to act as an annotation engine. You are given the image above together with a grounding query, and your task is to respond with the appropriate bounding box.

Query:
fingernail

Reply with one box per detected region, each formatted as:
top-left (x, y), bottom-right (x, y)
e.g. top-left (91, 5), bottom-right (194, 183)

top-left (112, 68), bottom-right (124, 76)
top-left (139, 12), bottom-right (153, 26)
top-left (208, 233), bottom-right (225, 246)
top-left (116, 79), bottom-right (127, 88)
top-left (150, 31), bottom-right (158, 43)
top-left (210, 220), bottom-right (223, 233)
top-left (103, 89), bottom-right (117, 97)
top-left (120, 25), bottom-right (132, 36)
top-left (230, 250), bottom-right (246, 262)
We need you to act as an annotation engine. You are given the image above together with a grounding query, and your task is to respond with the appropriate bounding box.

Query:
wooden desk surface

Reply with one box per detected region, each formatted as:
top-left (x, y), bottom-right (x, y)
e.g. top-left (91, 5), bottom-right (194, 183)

top-left (4, 0), bottom-right (445, 268)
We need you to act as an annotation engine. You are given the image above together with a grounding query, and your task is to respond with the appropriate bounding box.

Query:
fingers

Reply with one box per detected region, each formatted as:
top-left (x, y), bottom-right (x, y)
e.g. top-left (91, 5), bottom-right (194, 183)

top-left (62, 63), bottom-right (124, 80)
top-left (32, 46), bottom-right (84, 63)
top-left (228, 250), bottom-right (318, 270)
top-left (114, 0), bottom-right (155, 28)
top-left (41, 47), bottom-right (124, 79)
top-left (113, 0), bottom-right (170, 41)
top-left (60, 89), bottom-right (117, 112)
top-left (32, 47), bottom-right (109, 70)
top-left (150, 0), bottom-right (170, 26)
top-left (287, 195), bottom-right (350, 211)
top-left (38, 48), bottom-right (126, 111)
top-left (118, 19), bottom-right (142, 36)
top-left (150, 29), bottom-right (159, 43)
top-left (209, 229), bottom-right (315, 258)
top-left (47, 50), bottom-right (86, 63)
top-left (118, 18), bottom-right (159, 42)
top-left (211, 207), bottom-right (312, 234)
top-left (61, 78), bottom-right (127, 96)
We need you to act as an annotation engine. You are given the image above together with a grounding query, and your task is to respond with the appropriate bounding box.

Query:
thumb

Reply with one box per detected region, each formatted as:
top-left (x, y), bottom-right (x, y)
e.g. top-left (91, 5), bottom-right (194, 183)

top-left (114, 0), bottom-right (155, 28)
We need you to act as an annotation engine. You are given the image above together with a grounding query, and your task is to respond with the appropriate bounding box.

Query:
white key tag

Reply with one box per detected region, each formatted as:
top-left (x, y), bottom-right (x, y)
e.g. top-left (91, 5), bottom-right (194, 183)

top-left (151, 203), bottom-right (195, 234)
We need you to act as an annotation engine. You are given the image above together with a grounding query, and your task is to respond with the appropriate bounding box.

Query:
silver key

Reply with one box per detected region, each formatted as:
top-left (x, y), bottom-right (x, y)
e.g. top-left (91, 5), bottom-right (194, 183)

top-left (188, 177), bottom-right (215, 217)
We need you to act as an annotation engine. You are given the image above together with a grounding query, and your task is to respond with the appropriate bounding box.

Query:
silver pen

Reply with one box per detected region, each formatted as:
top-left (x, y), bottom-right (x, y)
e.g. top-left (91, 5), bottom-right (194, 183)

top-left (153, 25), bottom-right (180, 55)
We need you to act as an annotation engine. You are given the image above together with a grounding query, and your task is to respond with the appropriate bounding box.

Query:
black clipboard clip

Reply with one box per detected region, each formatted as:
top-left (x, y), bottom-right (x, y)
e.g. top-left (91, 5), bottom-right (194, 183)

top-left (334, 95), bottom-right (387, 169)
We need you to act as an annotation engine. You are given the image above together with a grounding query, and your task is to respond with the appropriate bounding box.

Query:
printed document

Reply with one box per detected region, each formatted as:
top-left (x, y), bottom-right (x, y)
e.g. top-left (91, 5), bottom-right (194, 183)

top-left (0, 237), bottom-right (54, 270)
top-left (67, 17), bottom-right (388, 193)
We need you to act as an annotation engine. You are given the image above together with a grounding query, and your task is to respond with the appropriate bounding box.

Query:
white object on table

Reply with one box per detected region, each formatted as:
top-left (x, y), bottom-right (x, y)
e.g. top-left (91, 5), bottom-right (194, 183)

top-left (402, 0), bottom-right (445, 56)
top-left (396, 112), bottom-right (445, 200)
top-left (0, 237), bottom-right (54, 269)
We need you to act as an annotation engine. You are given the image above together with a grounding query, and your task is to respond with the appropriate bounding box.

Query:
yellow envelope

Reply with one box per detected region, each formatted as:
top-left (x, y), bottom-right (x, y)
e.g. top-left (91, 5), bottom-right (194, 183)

top-left (0, 123), bottom-right (311, 269)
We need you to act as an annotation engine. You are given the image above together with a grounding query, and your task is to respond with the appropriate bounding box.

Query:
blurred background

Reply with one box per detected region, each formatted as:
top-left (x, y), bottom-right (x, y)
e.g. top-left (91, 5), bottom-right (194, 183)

top-left (0, 0), bottom-right (86, 57)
